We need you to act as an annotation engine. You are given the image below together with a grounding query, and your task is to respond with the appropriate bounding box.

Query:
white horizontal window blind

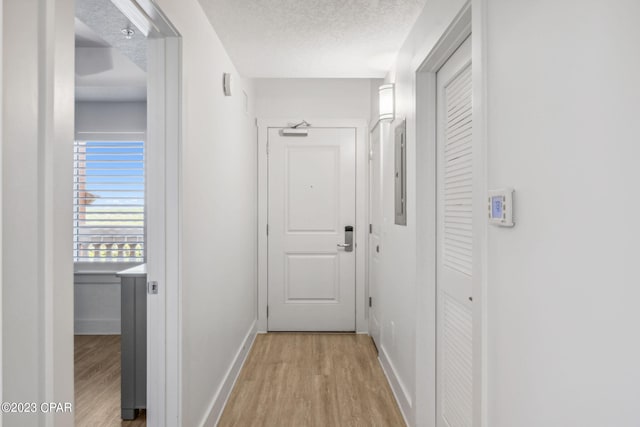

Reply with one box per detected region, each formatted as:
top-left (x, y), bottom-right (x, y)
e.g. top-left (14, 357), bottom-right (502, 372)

top-left (73, 141), bottom-right (145, 262)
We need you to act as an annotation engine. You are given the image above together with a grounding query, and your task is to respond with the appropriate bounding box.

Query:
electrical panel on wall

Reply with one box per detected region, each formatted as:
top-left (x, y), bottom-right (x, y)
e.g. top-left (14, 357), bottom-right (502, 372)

top-left (395, 119), bottom-right (407, 225)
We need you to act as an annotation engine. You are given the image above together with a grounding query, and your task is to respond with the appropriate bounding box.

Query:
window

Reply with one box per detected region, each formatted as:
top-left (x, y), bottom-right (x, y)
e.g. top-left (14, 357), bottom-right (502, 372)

top-left (73, 141), bottom-right (145, 262)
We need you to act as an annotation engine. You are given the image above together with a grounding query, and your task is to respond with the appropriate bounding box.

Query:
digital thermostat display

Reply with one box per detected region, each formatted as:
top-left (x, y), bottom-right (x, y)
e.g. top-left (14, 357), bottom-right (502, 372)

top-left (488, 188), bottom-right (514, 227)
top-left (491, 196), bottom-right (503, 219)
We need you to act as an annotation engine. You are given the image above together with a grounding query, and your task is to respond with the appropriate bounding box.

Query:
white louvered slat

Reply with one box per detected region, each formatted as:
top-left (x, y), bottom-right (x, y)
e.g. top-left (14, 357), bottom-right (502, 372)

top-left (446, 179), bottom-right (470, 191)
top-left (446, 80), bottom-right (471, 107)
top-left (442, 293), bottom-right (473, 427)
top-left (443, 64), bottom-right (473, 277)
top-left (445, 128), bottom-right (473, 147)
top-left (447, 104), bottom-right (472, 124)
top-left (445, 181), bottom-right (472, 191)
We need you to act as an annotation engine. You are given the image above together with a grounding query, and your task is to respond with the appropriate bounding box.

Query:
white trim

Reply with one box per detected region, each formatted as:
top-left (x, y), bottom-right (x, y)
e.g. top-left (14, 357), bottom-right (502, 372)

top-left (378, 345), bottom-right (412, 427)
top-left (257, 118), bottom-right (369, 333)
top-left (200, 321), bottom-right (258, 427)
top-left (414, 3), bottom-right (479, 427)
top-left (3, 1), bottom-right (74, 424)
top-left (414, 70), bottom-right (438, 427)
top-left (145, 35), bottom-right (166, 427)
top-left (139, 4), bottom-right (181, 426)
top-left (164, 36), bottom-right (183, 427)
top-left (44, 1), bottom-right (75, 424)
top-left (369, 118), bottom-right (381, 133)
top-left (367, 124), bottom-right (381, 348)
top-left (472, 1), bottom-right (489, 425)
top-left (257, 121), bottom-right (268, 332)
top-left (74, 319), bottom-right (120, 335)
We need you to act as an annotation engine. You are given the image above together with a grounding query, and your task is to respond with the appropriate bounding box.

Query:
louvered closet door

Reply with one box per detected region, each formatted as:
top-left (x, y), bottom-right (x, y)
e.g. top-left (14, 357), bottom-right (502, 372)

top-left (436, 36), bottom-right (473, 427)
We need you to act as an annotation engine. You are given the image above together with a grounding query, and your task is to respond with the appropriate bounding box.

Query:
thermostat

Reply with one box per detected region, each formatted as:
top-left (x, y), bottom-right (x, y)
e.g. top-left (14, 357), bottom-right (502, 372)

top-left (488, 188), bottom-right (514, 227)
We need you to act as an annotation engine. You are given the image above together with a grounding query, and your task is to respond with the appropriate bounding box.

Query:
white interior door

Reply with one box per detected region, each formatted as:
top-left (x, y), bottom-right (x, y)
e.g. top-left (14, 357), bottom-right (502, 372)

top-left (268, 127), bottom-right (357, 331)
top-left (436, 36), bottom-right (474, 427)
top-left (368, 125), bottom-right (383, 347)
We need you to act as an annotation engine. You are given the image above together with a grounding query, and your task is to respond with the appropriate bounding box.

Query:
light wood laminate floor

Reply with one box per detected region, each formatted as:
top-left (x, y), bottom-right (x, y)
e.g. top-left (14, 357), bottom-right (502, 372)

top-left (75, 335), bottom-right (146, 427)
top-left (218, 333), bottom-right (405, 427)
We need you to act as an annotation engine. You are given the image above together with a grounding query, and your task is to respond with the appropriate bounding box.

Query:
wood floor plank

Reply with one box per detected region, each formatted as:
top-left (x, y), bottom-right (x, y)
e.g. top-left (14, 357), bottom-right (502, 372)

top-left (74, 335), bottom-right (146, 427)
top-left (218, 333), bottom-right (406, 427)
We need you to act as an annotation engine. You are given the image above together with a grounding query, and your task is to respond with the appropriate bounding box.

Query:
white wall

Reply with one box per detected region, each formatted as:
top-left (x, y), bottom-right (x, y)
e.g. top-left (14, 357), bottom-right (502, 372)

top-left (371, 0), bottom-right (467, 425)
top-left (75, 101), bottom-right (146, 135)
top-left (483, 1), bottom-right (640, 426)
top-left (377, 0), bottom-right (640, 426)
top-left (2, 0), bottom-right (75, 425)
top-left (73, 102), bottom-right (147, 335)
top-left (254, 78), bottom-right (372, 119)
top-left (4, 0), bottom-right (256, 424)
top-left (152, 1), bottom-right (257, 425)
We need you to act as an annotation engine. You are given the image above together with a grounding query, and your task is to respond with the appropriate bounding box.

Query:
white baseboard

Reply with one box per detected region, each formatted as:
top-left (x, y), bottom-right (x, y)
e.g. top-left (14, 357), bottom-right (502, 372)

top-left (200, 319), bottom-right (257, 427)
top-left (378, 345), bottom-right (413, 427)
top-left (74, 319), bottom-right (120, 335)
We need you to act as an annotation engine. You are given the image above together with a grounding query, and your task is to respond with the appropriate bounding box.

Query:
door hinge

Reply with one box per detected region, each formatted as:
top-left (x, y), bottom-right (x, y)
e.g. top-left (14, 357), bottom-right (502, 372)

top-left (266, 305), bottom-right (269, 318)
top-left (266, 224), bottom-right (269, 235)
top-left (369, 223), bottom-right (373, 234)
top-left (369, 297), bottom-right (372, 308)
top-left (148, 281), bottom-right (159, 295)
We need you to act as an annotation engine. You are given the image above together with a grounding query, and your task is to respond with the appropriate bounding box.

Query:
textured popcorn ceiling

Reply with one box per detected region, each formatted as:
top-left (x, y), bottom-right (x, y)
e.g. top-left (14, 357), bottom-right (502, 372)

top-left (76, 0), bottom-right (147, 71)
top-left (197, 0), bottom-right (427, 78)
top-left (75, 17), bottom-right (147, 102)
top-left (75, 0), bottom-right (148, 102)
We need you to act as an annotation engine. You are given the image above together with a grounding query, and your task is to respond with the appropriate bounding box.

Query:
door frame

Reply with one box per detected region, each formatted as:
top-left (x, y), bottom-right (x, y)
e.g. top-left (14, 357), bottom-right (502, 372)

top-left (116, 1), bottom-right (182, 425)
top-left (367, 121), bottom-right (382, 347)
top-left (257, 118), bottom-right (369, 333)
top-left (414, 2), bottom-right (487, 427)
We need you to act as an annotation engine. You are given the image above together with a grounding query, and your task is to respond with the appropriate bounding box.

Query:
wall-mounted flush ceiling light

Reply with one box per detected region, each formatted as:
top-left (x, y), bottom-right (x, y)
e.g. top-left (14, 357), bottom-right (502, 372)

top-left (121, 28), bottom-right (135, 40)
top-left (379, 83), bottom-right (395, 121)
top-left (112, 0), bottom-right (155, 37)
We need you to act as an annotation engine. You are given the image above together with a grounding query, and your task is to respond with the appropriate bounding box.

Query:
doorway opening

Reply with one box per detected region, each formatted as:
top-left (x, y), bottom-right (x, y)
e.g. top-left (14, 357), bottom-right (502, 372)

top-left (257, 119), bottom-right (370, 334)
top-left (72, 0), bottom-right (181, 425)
top-left (74, 1), bottom-right (149, 423)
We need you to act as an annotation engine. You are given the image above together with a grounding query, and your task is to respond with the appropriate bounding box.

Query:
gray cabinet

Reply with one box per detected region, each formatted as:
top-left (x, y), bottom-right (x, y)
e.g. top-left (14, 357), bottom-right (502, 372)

top-left (117, 265), bottom-right (147, 420)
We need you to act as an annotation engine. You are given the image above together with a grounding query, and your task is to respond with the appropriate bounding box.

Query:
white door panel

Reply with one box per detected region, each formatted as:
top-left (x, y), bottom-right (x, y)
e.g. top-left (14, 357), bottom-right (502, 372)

top-left (437, 35), bottom-right (473, 427)
top-left (268, 127), bottom-right (356, 331)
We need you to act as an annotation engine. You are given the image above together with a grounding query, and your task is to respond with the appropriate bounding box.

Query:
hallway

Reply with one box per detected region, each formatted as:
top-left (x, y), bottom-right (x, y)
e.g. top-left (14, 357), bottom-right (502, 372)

top-left (218, 334), bottom-right (405, 427)
top-left (3, 0), bottom-right (640, 426)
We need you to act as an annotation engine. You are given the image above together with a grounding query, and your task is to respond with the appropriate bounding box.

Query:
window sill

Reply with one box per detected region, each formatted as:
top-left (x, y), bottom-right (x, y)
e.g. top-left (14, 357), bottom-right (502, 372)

top-left (74, 262), bottom-right (144, 275)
